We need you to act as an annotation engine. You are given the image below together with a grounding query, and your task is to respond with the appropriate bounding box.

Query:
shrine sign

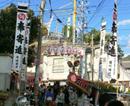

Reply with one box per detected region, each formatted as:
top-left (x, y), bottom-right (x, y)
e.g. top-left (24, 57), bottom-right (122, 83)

top-left (68, 72), bottom-right (90, 93)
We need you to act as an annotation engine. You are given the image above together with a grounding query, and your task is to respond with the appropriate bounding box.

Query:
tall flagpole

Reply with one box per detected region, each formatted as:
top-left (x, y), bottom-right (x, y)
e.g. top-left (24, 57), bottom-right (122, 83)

top-left (91, 34), bottom-right (94, 81)
top-left (107, 0), bottom-right (118, 79)
top-left (107, 0), bottom-right (118, 97)
top-left (73, 0), bottom-right (77, 44)
top-left (111, 0), bottom-right (118, 80)
top-left (113, 0), bottom-right (118, 98)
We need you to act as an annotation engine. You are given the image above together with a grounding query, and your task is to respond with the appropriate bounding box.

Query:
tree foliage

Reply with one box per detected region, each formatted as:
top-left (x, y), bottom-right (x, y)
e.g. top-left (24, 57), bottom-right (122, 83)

top-left (62, 25), bottom-right (73, 42)
top-left (62, 26), bottom-right (124, 57)
top-left (0, 4), bottom-right (41, 66)
top-left (84, 29), bottom-right (100, 45)
top-left (84, 29), bottom-right (124, 57)
top-left (0, 4), bottom-right (17, 53)
top-left (91, 81), bottom-right (117, 92)
top-left (41, 25), bottom-right (48, 36)
top-left (0, 4), bottom-right (39, 53)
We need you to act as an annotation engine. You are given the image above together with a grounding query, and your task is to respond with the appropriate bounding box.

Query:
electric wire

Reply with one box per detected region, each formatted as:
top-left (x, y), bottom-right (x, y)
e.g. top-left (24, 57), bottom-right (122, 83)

top-left (1, 0), bottom-right (130, 32)
top-left (48, 0), bottom-right (66, 26)
top-left (87, 0), bottom-right (106, 25)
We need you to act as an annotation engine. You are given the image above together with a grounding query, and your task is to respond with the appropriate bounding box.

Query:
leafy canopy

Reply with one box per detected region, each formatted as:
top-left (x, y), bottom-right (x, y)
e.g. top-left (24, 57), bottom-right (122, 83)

top-left (0, 4), bottom-right (46, 66)
top-left (62, 26), bottom-right (124, 57)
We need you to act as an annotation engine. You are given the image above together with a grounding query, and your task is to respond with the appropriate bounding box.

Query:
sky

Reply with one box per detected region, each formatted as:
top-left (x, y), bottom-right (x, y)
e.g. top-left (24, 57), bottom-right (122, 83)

top-left (0, 0), bottom-right (130, 55)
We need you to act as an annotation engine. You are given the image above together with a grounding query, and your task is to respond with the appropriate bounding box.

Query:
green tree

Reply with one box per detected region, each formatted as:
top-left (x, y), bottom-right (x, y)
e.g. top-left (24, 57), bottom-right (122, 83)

top-left (62, 25), bottom-right (73, 42)
top-left (84, 29), bottom-right (100, 45)
top-left (41, 25), bottom-right (48, 36)
top-left (0, 4), bottom-right (39, 53)
top-left (84, 29), bottom-right (124, 57)
top-left (0, 4), bottom-right (17, 53)
top-left (0, 4), bottom-right (41, 66)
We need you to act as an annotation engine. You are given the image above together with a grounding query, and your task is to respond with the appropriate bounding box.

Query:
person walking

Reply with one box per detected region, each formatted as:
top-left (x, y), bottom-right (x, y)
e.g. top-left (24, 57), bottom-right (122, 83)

top-left (45, 88), bottom-right (54, 106)
top-left (56, 89), bottom-right (65, 106)
top-left (39, 84), bottom-right (46, 106)
top-left (64, 86), bottom-right (69, 106)
top-left (69, 89), bottom-right (78, 106)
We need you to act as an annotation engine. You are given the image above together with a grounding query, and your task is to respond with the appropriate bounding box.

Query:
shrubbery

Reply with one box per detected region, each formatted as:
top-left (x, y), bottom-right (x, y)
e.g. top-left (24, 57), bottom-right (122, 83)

top-left (91, 81), bottom-right (117, 92)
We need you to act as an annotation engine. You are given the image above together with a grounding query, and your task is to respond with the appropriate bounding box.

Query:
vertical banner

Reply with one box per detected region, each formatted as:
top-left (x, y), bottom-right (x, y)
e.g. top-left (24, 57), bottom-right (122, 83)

top-left (23, 20), bottom-right (30, 67)
top-left (98, 60), bottom-right (103, 80)
top-left (98, 18), bottom-right (106, 81)
top-left (107, 55), bottom-right (115, 80)
top-left (80, 49), bottom-right (85, 78)
top-left (12, 3), bottom-right (28, 72)
top-left (21, 20), bottom-right (30, 81)
top-left (107, 0), bottom-right (118, 80)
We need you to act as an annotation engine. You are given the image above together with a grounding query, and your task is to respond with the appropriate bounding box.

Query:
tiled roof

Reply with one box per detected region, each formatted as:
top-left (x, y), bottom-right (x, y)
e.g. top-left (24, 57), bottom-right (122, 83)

top-left (123, 55), bottom-right (130, 61)
top-left (122, 61), bottom-right (130, 69)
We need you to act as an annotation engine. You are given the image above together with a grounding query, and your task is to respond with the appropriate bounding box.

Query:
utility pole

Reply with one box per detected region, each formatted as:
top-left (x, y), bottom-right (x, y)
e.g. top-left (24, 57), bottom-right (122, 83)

top-left (78, 0), bottom-right (87, 78)
top-left (78, 0), bottom-right (87, 45)
top-left (34, 0), bottom-right (46, 105)
top-left (91, 34), bottom-right (94, 81)
top-left (73, 0), bottom-right (77, 44)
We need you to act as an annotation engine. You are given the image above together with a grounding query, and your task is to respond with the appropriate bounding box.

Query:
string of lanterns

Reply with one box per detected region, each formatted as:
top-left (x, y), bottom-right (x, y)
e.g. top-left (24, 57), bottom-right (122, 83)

top-left (45, 45), bottom-right (84, 57)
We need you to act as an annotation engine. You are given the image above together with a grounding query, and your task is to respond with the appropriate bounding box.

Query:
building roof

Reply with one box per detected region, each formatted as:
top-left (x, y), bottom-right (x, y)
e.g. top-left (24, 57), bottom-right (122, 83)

top-left (123, 55), bottom-right (130, 61)
top-left (0, 53), bottom-right (12, 57)
top-left (122, 61), bottom-right (130, 69)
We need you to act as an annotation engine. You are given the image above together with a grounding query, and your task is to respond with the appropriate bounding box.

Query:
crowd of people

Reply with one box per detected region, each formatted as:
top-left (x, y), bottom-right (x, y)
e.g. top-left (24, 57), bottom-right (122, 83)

top-left (24, 82), bottom-right (124, 106)
top-left (25, 82), bottom-right (93, 106)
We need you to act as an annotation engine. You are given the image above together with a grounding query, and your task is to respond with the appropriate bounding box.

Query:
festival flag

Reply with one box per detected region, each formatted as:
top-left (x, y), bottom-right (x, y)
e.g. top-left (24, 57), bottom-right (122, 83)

top-left (21, 19), bottom-right (30, 81)
top-left (113, 0), bottom-right (117, 21)
top-left (107, 0), bottom-right (118, 80)
top-left (98, 18), bottom-right (106, 81)
top-left (12, 3), bottom-right (28, 72)
top-left (108, 0), bottom-right (117, 56)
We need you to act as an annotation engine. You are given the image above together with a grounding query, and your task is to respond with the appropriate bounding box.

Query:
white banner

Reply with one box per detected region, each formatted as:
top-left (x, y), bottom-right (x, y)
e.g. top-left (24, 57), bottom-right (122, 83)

top-left (12, 4), bottom-right (28, 72)
top-left (21, 20), bottom-right (30, 81)
top-left (107, 55), bottom-right (117, 80)
top-left (98, 18), bottom-right (106, 80)
top-left (107, 0), bottom-right (118, 81)
top-left (22, 20), bottom-right (30, 67)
